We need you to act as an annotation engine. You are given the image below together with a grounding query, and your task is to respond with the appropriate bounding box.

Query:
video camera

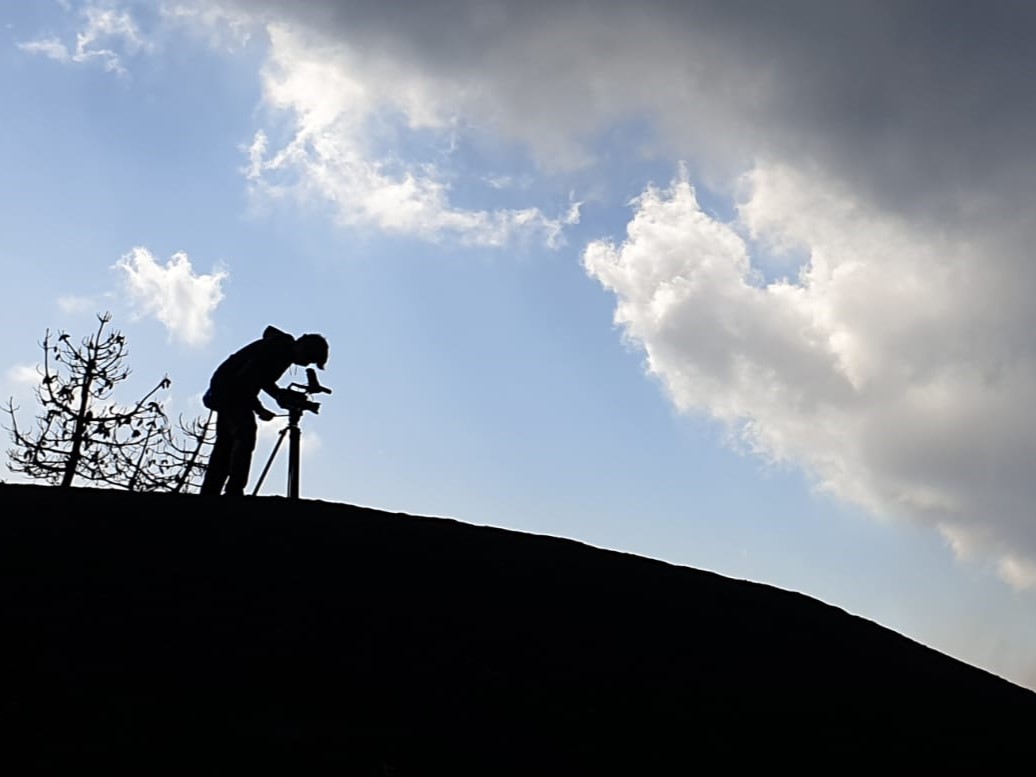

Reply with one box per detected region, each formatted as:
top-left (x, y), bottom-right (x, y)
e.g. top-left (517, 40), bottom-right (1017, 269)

top-left (277, 367), bottom-right (332, 416)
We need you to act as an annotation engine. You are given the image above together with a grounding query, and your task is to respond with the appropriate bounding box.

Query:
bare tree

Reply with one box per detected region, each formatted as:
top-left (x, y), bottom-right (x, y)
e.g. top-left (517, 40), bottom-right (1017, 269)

top-left (121, 410), bottom-right (215, 494)
top-left (167, 411), bottom-right (216, 493)
top-left (4, 312), bottom-right (172, 489)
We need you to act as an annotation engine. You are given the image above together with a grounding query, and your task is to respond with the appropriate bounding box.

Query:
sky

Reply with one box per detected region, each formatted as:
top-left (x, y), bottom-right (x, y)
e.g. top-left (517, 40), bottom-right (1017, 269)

top-left (3, 0), bottom-right (1036, 691)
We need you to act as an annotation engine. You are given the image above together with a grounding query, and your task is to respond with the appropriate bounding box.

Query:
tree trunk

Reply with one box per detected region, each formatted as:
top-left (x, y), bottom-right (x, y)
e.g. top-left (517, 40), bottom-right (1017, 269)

top-left (61, 361), bottom-right (94, 488)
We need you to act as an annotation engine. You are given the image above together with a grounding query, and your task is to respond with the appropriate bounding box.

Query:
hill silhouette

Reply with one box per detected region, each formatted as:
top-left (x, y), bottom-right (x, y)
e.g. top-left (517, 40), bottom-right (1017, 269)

top-left (2, 483), bottom-right (1033, 774)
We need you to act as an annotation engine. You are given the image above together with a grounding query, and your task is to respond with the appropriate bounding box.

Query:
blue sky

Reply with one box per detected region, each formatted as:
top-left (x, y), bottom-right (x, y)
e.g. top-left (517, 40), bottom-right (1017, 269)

top-left (4, 0), bottom-right (1036, 692)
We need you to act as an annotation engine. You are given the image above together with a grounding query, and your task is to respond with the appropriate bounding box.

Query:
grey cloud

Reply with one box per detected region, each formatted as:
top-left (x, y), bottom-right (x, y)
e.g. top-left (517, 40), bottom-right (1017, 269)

top-left (213, 0), bottom-right (1036, 226)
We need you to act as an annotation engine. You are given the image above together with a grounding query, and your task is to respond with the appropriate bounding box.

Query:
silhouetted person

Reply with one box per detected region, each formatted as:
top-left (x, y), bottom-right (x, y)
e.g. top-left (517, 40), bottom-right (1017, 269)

top-left (200, 326), bottom-right (329, 496)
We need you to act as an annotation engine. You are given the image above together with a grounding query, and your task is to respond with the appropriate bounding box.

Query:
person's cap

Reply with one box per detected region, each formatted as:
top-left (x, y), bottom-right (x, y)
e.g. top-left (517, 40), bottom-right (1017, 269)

top-left (299, 333), bottom-right (328, 369)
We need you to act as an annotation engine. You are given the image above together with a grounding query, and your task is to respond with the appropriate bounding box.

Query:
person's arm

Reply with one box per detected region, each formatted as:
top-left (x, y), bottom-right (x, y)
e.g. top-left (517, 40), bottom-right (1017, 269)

top-left (255, 376), bottom-right (279, 421)
top-left (260, 382), bottom-right (285, 406)
top-left (255, 403), bottom-right (276, 422)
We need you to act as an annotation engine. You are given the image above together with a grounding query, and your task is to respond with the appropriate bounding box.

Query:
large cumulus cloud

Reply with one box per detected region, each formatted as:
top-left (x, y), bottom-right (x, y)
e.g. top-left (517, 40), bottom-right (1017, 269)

top-left (585, 167), bottom-right (1036, 587)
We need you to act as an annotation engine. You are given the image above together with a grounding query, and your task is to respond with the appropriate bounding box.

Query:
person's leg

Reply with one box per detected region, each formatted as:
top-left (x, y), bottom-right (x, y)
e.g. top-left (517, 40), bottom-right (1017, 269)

top-left (224, 409), bottom-right (258, 496)
top-left (199, 412), bottom-right (231, 495)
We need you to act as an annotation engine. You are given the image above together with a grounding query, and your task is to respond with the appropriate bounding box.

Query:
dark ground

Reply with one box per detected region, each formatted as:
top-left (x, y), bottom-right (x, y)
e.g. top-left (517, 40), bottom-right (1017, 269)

top-left (1, 483), bottom-right (1034, 774)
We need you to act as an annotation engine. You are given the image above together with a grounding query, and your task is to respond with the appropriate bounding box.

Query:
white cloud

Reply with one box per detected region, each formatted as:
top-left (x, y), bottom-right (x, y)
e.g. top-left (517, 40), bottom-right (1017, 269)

top-left (160, 3), bottom-right (254, 51)
top-left (241, 24), bottom-right (580, 248)
top-left (57, 295), bottom-right (98, 315)
top-left (5, 364), bottom-right (40, 390)
top-left (114, 247), bottom-right (228, 347)
top-left (255, 416), bottom-right (281, 443)
top-left (300, 429), bottom-right (321, 459)
top-left (999, 556), bottom-right (1036, 590)
top-left (485, 175), bottom-right (514, 190)
top-left (18, 38), bottom-right (73, 63)
top-left (257, 418), bottom-right (321, 457)
top-left (3, 365), bottom-right (41, 450)
top-left (18, 2), bottom-right (148, 76)
top-left (585, 165), bottom-right (1036, 588)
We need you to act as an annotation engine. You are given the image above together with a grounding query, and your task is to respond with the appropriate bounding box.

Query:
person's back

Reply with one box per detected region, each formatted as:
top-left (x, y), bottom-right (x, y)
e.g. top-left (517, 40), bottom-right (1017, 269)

top-left (205, 327), bottom-right (295, 412)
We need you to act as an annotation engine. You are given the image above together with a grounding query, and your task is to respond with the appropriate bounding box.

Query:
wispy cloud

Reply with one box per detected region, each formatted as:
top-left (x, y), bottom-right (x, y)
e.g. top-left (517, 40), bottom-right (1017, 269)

top-left (18, 2), bottom-right (148, 76)
top-left (160, 3), bottom-right (254, 52)
top-left (57, 295), bottom-right (98, 315)
top-left (18, 38), bottom-right (73, 62)
top-left (5, 364), bottom-right (40, 390)
top-left (240, 25), bottom-right (580, 248)
top-left (256, 420), bottom-right (321, 463)
top-left (114, 247), bottom-right (228, 347)
top-left (3, 364), bottom-right (41, 438)
top-left (2, 364), bottom-right (43, 484)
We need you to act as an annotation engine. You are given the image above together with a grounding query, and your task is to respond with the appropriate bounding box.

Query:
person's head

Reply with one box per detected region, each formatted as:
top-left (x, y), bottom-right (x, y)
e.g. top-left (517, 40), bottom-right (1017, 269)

top-left (294, 333), bottom-right (329, 369)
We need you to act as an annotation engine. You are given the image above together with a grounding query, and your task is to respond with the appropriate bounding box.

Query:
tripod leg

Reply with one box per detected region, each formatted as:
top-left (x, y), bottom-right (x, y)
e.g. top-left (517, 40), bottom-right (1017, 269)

top-left (288, 425), bottom-right (301, 499)
top-left (252, 425), bottom-right (290, 496)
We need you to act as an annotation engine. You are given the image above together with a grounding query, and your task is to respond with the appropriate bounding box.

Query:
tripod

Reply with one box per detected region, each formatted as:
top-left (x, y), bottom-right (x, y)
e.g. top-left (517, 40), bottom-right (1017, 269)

top-left (251, 368), bottom-right (331, 499)
top-left (252, 405), bottom-right (306, 499)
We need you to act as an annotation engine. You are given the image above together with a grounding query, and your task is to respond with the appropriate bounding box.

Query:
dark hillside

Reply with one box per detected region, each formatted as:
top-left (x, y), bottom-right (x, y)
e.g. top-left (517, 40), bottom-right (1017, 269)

top-left (1, 483), bottom-right (1033, 773)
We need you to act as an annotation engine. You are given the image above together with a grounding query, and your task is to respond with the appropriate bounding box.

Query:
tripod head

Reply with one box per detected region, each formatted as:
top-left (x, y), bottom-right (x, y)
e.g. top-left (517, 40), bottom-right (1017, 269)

top-left (278, 367), bottom-right (333, 417)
